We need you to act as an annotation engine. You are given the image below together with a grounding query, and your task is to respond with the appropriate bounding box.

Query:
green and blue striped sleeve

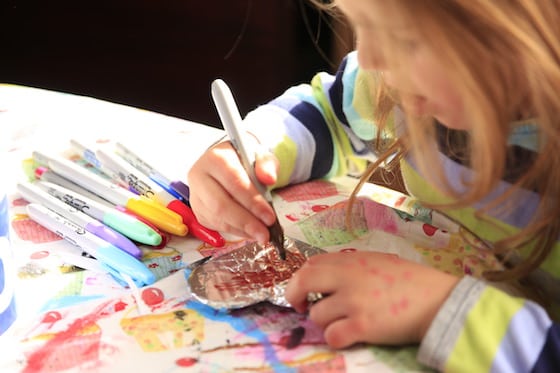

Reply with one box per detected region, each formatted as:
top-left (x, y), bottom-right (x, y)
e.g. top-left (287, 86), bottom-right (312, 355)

top-left (418, 276), bottom-right (559, 372)
top-left (243, 52), bottom-right (387, 188)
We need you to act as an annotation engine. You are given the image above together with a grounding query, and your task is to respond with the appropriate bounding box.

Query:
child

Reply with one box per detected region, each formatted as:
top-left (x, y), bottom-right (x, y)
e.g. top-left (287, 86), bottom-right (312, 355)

top-left (188, 0), bottom-right (560, 371)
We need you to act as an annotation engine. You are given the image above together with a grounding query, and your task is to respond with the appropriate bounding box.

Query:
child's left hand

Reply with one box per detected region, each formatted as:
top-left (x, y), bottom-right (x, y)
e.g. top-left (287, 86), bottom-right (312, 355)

top-left (284, 251), bottom-right (460, 348)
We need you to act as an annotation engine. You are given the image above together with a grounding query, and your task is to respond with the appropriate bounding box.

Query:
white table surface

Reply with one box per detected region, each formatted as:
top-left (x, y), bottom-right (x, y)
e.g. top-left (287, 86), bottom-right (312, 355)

top-left (0, 84), bottom-right (469, 372)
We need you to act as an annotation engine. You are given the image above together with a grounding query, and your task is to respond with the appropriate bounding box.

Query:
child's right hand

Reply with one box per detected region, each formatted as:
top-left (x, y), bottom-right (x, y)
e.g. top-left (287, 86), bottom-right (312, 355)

top-left (188, 141), bottom-right (279, 243)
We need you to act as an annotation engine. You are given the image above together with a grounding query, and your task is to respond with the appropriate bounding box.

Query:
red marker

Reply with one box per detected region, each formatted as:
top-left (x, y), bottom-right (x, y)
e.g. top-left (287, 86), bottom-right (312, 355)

top-left (178, 203), bottom-right (225, 248)
top-left (95, 148), bottom-right (224, 247)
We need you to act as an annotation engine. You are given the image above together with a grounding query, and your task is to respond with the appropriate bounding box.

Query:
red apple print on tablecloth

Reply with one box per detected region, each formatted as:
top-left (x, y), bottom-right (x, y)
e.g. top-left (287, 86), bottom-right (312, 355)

top-left (422, 224), bottom-right (438, 236)
top-left (114, 301), bottom-right (128, 312)
top-left (141, 287), bottom-right (165, 306)
top-left (41, 311), bottom-right (62, 324)
top-left (311, 204), bottom-right (329, 213)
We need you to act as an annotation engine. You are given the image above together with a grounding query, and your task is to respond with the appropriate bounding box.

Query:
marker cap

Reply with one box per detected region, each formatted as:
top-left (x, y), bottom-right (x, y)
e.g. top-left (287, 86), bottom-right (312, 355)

top-left (126, 197), bottom-right (188, 236)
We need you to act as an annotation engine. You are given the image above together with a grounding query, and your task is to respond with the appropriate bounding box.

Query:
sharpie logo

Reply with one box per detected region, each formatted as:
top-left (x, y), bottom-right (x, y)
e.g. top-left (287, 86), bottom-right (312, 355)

top-left (58, 192), bottom-right (90, 213)
top-left (124, 174), bottom-right (154, 198)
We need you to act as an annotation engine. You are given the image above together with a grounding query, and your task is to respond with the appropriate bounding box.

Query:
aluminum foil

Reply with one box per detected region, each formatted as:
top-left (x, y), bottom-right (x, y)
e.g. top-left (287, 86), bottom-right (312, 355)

top-left (187, 237), bottom-right (324, 309)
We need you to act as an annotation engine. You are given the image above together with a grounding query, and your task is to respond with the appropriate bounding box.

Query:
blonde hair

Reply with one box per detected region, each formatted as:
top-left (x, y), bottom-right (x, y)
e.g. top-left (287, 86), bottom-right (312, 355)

top-left (313, 0), bottom-right (560, 287)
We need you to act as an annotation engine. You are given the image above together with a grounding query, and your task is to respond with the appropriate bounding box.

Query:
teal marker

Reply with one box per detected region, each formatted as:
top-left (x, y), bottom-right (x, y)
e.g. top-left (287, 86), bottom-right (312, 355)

top-left (26, 203), bottom-right (156, 287)
top-left (35, 180), bottom-right (162, 246)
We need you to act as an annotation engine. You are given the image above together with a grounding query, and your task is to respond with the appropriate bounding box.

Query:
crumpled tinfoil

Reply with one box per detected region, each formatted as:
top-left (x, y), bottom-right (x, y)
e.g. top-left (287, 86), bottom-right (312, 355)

top-left (186, 238), bottom-right (324, 309)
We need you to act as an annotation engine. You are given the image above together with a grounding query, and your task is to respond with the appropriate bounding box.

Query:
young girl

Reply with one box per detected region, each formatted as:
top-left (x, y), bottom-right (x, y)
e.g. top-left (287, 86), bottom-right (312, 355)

top-left (188, 0), bottom-right (559, 371)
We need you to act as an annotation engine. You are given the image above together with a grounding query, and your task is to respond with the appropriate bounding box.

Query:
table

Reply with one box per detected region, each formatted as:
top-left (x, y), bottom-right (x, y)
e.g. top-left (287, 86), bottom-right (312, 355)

top-left (0, 85), bottom-right (501, 372)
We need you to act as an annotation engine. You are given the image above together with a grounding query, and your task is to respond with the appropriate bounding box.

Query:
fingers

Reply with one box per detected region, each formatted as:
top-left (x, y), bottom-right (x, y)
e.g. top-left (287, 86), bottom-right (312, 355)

top-left (189, 176), bottom-right (257, 238)
top-left (285, 258), bottom-right (340, 313)
top-left (286, 259), bottom-right (371, 349)
top-left (255, 152), bottom-right (279, 186)
top-left (323, 317), bottom-right (369, 349)
top-left (188, 142), bottom-right (277, 242)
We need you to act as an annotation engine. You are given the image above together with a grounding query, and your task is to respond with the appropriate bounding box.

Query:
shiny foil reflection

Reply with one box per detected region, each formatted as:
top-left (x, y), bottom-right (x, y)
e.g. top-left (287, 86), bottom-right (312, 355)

top-left (187, 238), bottom-right (324, 309)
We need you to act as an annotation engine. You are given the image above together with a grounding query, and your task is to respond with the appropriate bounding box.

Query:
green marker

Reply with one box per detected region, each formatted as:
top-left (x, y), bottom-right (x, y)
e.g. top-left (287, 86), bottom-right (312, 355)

top-left (34, 179), bottom-right (162, 247)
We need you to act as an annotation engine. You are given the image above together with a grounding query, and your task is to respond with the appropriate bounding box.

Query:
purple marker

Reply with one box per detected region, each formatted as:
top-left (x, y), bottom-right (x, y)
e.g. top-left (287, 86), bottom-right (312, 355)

top-left (26, 203), bottom-right (155, 287)
top-left (17, 182), bottom-right (142, 259)
top-left (169, 180), bottom-right (191, 205)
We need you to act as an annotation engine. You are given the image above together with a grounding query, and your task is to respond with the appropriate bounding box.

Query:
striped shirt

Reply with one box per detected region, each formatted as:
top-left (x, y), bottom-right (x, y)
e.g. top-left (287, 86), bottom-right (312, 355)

top-left (243, 51), bottom-right (559, 372)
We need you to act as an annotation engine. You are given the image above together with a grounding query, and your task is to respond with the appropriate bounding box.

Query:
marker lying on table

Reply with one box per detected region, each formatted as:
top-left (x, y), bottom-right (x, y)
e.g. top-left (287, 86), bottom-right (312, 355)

top-left (33, 151), bottom-right (188, 236)
top-left (34, 166), bottom-right (113, 207)
top-left (115, 206), bottom-right (170, 250)
top-left (71, 140), bottom-right (222, 247)
top-left (211, 79), bottom-right (286, 259)
top-left (26, 203), bottom-right (156, 287)
top-left (33, 166), bottom-right (165, 246)
top-left (113, 142), bottom-right (191, 203)
top-left (70, 139), bottom-right (188, 206)
top-left (94, 148), bottom-right (225, 247)
top-left (70, 138), bottom-right (186, 202)
top-left (17, 182), bottom-right (143, 259)
top-left (35, 180), bottom-right (163, 246)
top-left (69, 139), bottom-right (102, 169)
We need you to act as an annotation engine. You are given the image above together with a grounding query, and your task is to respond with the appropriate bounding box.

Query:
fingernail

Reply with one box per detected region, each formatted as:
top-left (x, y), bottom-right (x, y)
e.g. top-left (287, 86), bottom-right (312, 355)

top-left (247, 225), bottom-right (267, 244)
top-left (256, 233), bottom-right (268, 244)
top-left (258, 212), bottom-right (273, 227)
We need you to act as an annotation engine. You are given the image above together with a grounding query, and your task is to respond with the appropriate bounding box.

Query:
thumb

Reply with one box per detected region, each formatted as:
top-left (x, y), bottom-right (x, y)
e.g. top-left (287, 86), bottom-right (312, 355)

top-left (255, 152), bottom-right (279, 186)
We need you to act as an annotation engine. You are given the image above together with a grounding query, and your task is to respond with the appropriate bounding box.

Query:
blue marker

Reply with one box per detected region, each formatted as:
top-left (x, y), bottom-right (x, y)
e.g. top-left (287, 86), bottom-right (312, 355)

top-left (17, 182), bottom-right (143, 259)
top-left (26, 203), bottom-right (155, 287)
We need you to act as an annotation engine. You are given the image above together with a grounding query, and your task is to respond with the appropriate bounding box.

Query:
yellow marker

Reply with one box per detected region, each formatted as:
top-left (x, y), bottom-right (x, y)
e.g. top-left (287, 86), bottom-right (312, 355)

top-left (126, 196), bottom-right (188, 236)
top-left (34, 151), bottom-right (188, 236)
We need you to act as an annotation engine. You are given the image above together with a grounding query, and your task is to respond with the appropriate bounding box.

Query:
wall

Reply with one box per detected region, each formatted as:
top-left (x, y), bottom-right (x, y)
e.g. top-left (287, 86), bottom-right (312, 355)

top-left (0, 0), bottom-right (345, 127)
